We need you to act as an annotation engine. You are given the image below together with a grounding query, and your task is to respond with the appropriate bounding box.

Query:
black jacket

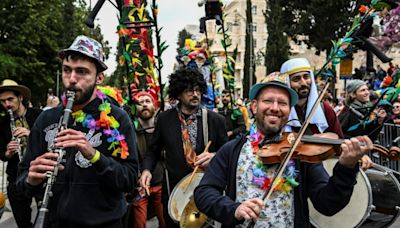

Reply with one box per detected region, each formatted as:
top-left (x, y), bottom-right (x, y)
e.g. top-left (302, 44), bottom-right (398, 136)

top-left (0, 107), bottom-right (42, 182)
top-left (17, 98), bottom-right (139, 226)
top-left (194, 134), bottom-right (359, 227)
top-left (141, 107), bottom-right (228, 201)
top-left (338, 104), bottom-right (382, 141)
top-left (218, 107), bottom-right (246, 140)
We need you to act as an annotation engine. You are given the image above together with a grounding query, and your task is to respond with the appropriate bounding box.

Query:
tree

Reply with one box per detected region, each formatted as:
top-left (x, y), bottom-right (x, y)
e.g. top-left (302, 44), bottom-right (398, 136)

top-left (106, 40), bottom-right (126, 89)
top-left (0, 0), bottom-right (109, 106)
top-left (176, 28), bottom-right (193, 55)
top-left (264, 0), bottom-right (290, 73)
top-left (243, 0), bottom-right (255, 98)
top-left (281, 0), bottom-right (362, 55)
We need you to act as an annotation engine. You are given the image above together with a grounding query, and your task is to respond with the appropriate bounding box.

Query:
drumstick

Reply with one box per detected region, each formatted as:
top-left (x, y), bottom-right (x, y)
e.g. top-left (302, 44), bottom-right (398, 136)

top-left (145, 186), bottom-right (150, 196)
top-left (183, 141), bottom-right (212, 193)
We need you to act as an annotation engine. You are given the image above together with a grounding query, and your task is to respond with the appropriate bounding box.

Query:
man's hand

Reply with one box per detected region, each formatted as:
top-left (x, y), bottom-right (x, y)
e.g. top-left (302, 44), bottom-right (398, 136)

top-left (13, 127), bottom-right (30, 138)
top-left (27, 152), bottom-right (64, 186)
top-left (234, 198), bottom-right (264, 221)
top-left (139, 170), bottom-right (152, 188)
top-left (339, 136), bottom-right (373, 169)
top-left (5, 140), bottom-right (20, 158)
top-left (54, 129), bottom-right (96, 160)
top-left (359, 154), bottom-right (373, 171)
top-left (194, 151), bottom-right (215, 169)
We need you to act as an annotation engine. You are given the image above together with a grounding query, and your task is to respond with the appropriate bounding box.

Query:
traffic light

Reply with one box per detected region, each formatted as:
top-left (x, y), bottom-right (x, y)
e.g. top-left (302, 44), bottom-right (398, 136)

top-left (205, 0), bottom-right (222, 18)
top-left (205, 0), bottom-right (222, 25)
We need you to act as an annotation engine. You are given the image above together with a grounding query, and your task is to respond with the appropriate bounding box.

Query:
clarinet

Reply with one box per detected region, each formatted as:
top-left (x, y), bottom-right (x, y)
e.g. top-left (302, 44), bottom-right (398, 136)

top-left (8, 109), bottom-right (24, 161)
top-left (34, 91), bottom-right (75, 228)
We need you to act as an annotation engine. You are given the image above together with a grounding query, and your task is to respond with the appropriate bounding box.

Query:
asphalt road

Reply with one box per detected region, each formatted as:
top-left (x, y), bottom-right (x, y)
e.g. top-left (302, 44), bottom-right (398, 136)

top-left (0, 199), bottom-right (399, 228)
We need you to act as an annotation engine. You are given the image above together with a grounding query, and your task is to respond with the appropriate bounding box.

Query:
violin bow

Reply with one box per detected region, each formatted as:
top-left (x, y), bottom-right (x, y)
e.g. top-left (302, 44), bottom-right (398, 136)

top-left (248, 4), bottom-right (378, 227)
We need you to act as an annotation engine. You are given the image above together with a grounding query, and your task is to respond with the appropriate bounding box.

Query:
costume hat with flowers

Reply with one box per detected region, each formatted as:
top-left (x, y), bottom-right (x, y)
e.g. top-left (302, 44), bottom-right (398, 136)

top-left (0, 79), bottom-right (31, 101)
top-left (249, 72), bottom-right (298, 107)
top-left (59, 35), bottom-right (108, 72)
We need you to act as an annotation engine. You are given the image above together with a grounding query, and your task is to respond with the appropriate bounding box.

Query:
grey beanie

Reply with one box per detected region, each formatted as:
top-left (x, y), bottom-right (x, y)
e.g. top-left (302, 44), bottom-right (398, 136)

top-left (346, 79), bottom-right (367, 94)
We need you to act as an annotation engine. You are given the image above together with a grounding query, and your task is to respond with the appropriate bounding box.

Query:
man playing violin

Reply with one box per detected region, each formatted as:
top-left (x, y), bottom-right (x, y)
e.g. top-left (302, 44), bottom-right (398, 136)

top-left (281, 58), bottom-right (372, 170)
top-left (194, 74), bottom-right (373, 227)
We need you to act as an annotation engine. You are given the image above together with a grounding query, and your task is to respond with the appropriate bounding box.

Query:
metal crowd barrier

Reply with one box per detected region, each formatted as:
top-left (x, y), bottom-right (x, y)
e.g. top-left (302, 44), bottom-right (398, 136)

top-left (374, 123), bottom-right (400, 172)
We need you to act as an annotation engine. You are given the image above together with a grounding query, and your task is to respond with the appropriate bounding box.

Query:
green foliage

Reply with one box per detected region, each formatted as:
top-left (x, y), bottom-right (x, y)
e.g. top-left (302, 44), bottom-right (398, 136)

top-left (281, 0), bottom-right (363, 55)
top-left (107, 40), bottom-right (126, 89)
top-left (264, 0), bottom-right (289, 74)
top-left (0, 0), bottom-right (109, 106)
top-left (243, 0), bottom-right (255, 98)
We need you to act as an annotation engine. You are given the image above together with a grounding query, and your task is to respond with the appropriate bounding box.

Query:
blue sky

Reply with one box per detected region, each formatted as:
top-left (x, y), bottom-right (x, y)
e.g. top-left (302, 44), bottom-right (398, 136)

top-left (87, 0), bottom-right (230, 82)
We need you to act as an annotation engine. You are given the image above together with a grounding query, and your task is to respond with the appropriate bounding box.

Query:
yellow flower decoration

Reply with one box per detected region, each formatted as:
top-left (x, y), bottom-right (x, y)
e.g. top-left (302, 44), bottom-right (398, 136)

top-left (109, 116), bottom-right (120, 129)
top-left (72, 110), bottom-right (86, 123)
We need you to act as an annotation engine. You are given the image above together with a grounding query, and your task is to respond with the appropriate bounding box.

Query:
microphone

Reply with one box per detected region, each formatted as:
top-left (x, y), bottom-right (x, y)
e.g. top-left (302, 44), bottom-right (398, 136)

top-left (85, 0), bottom-right (106, 28)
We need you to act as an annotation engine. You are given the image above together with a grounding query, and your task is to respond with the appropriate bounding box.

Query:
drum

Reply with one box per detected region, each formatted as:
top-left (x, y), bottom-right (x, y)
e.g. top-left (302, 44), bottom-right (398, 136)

top-left (362, 164), bottom-right (400, 227)
top-left (168, 172), bottom-right (204, 223)
top-left (308, 158), bottom-right (374, 228)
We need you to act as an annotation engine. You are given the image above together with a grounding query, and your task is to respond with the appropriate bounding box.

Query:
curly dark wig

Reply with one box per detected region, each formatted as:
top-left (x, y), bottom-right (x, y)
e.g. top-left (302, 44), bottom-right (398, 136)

top-left (168, 68), bottom-right (207, 100)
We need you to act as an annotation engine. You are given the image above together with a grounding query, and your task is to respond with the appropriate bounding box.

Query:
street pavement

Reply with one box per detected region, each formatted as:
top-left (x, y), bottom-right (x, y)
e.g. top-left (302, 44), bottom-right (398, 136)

top-left (0, 160), bottom-right (399, 228)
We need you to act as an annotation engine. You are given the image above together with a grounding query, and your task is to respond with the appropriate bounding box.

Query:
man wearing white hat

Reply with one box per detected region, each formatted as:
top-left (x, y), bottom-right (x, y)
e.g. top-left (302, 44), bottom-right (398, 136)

top-left (280, 58), bottom-right (343, 136)
top-left (0, 79), bottom-right (42, 227)
top-left (280, 58), bottom-right (372, 169)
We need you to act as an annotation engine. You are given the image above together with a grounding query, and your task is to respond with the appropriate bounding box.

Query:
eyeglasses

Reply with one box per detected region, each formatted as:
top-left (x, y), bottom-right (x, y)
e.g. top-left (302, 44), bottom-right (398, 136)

top-left (183, 87), bottom-right (202, 95)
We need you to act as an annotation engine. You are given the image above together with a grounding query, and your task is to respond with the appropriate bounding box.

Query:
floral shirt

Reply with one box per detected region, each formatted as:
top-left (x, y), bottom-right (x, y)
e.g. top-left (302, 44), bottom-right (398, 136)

top-left (236, 139), bottom-right (295, 228)
top-left (177, 106), bottom-right (201, 150)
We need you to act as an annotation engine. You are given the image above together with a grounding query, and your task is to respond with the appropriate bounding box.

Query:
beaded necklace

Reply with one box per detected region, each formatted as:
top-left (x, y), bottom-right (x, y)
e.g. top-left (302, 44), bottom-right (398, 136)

top-left (71, 90), bottom-right (129, 159)
top-left (249, 124), bottom-right (299, 193)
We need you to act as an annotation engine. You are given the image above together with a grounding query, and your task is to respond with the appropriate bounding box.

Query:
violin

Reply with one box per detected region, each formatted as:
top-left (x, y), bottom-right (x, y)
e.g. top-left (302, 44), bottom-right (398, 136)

top-left (375, 144), bottom-right (400, 160)
top-left (258, 132), bottom-right (341, 164)
top-left (257, 132), bottom-right (395, 164)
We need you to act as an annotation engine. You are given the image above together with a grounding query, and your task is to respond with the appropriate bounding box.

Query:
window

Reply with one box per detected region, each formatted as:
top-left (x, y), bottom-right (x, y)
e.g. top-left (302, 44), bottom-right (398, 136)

top-left (251, 23), bottom-right (257, 32)
top-left (226, 22), bottom-right (233, 31)
top-left (253, 39), bottom-right (257, 49)
top-left (252, 5), bottom-right (257, 15)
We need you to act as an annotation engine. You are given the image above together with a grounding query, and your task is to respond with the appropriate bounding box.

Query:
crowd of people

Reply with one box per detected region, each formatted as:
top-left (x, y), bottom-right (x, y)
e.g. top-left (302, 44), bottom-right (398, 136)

top-left (1, 34), bottom-right (397, 228)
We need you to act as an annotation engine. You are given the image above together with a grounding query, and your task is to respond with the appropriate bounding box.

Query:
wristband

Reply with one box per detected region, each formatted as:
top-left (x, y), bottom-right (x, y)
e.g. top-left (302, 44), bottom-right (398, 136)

top-left (89, 150), bottom-right (101, 164)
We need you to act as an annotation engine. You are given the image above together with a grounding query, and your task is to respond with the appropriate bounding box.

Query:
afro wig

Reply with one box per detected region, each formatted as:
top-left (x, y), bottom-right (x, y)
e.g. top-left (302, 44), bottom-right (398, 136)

top-left (168, 68), bottom-right (207, 100)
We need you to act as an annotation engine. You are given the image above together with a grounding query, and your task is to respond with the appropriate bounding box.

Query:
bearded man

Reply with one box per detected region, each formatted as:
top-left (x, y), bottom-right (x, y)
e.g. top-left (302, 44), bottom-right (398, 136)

top-left (131, 91), bottom-right (165, 228)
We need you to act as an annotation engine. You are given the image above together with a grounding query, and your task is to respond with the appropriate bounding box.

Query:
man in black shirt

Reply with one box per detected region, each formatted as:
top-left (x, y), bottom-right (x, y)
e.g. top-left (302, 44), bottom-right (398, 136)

top-left (140, 68), bottom-right (228, 227)
top-left (218, 89), bottom-right (246, 140)
top-left (0, 79), bottom-right (42, 228)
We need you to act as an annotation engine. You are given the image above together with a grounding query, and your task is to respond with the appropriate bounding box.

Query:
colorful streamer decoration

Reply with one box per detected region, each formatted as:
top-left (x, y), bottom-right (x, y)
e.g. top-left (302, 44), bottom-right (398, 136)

top-left (117, 0), bottom-right (166, 111)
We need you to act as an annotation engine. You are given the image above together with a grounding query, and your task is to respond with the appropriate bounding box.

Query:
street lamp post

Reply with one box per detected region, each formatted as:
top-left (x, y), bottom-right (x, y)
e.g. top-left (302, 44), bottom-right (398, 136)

top-left (248, 23), bottom-right (254, 88)
top-left (234, 10), bottom-right (254, 97)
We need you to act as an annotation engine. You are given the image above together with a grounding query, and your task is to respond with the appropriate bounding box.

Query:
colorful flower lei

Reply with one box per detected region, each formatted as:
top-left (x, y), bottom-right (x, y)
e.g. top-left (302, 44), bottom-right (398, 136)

top-left (72, 90), bottom-right (129, 159)
top-left (97, 86), bottom-right (126, 107)
top-left (249, 124), bottom-right (299, 193)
